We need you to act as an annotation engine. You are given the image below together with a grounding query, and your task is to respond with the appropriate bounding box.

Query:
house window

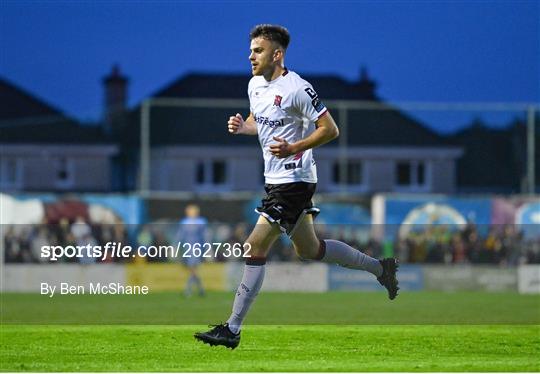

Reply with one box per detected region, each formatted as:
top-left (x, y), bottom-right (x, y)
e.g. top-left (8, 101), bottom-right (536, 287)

top-left (196, 162), bottom-right (205, 184)
top-left (0, 158), bottom-right (22, 188)
top-left (195, 159), bottom-right (229, 187)
top-left (57, 158), bottom-right (69, 181)
top-left (211, 161), bottom-right (226, 184)
top-left (395, 161), bottom-right (428, 190)
top-left (417, 163), bottom-right (425, 185)
top-left (54, 157), bottom-right (74, 189)
top-left (396, 162), bottom-right (411, 186)
top-left (333, 161), bottom-right (363, 185)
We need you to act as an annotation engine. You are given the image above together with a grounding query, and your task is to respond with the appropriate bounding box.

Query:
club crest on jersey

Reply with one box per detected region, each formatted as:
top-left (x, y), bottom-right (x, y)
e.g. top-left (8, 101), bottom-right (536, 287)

top-left (273, 95), bottom-right (282, 107)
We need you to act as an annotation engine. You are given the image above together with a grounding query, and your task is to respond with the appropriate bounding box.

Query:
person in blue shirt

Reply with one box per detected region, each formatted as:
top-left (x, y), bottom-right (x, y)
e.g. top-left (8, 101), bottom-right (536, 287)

top-left (177, 204), bottom-right (207, 297)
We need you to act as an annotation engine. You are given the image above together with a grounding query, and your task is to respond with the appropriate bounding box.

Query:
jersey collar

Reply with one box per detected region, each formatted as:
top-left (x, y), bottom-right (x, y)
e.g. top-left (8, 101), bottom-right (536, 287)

top-left (265, 67), bottom-right (289, 85)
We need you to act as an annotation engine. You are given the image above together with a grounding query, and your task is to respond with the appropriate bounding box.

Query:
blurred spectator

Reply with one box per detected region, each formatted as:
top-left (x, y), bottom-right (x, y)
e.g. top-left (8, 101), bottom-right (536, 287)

top-left (451, 234), bottom-right (467, 263)
top-left (137, 225), bottom-right (153, 249)
top-left (79, 234), bottom-right (98, 264)
top-left (176, 204), bottom-right (207, 297)
top-left (71, 216), bottom-right (91, 243)
top-left (30, 226), bottom-right (50, 263)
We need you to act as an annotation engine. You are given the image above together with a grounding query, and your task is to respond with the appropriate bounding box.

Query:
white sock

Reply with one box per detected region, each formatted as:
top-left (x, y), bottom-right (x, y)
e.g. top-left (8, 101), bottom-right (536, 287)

top-left (226, 261), bottom-right (265, 334)
top-left (318, 239), bottom-right (383, 277)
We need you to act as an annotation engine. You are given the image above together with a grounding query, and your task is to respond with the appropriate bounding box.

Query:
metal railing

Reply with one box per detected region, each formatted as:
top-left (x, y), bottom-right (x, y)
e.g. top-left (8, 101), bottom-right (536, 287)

top-left (139, 98), bottom-right (539, 195)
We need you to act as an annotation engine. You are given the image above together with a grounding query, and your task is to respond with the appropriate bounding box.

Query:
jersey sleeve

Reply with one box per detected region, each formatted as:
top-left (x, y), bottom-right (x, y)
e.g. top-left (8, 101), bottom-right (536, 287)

top-left (247, 78), bottom-right (255, 114)
top-left (293, 83), bottom-right (327, 122)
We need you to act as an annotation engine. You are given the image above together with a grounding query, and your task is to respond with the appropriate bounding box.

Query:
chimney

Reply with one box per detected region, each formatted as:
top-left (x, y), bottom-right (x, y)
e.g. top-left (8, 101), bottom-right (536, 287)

top-left (357, 66), bottom-right (377, 100)
top-left (102, 64), bottom-right (128, 131)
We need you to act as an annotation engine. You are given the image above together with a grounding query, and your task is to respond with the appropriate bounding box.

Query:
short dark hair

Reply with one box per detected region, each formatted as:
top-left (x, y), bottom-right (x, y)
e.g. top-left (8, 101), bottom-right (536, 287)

top-left (250, 24), bottom-right (290, 49)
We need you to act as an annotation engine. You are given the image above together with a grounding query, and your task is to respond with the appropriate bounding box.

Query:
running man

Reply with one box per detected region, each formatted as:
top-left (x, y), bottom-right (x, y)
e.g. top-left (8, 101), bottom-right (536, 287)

top-left (195, 24), bottom-right (398, 349)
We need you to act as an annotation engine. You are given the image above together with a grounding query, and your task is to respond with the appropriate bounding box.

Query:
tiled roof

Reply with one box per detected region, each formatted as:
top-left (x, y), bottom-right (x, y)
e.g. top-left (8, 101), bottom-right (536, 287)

top-left (153, 71), bottom-right (377, 100)
top-left (0, 77), bottom-right (109, 144)
top-left (0, 77), bottom-right (64, 120)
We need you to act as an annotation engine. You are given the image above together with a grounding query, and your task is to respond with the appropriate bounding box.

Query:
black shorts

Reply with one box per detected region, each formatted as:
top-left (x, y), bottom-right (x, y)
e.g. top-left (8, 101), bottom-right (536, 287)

top-left (255, 182), bottom-right (320, 236)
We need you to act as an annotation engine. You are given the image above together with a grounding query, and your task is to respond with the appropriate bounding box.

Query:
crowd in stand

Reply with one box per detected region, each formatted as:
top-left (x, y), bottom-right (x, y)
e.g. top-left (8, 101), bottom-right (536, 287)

top-left (4, 220), bottom-right (539, 265)
top-left (394, 223), bottom-right (539, 265)
top-left (4, 218), bottom-right (129, 263)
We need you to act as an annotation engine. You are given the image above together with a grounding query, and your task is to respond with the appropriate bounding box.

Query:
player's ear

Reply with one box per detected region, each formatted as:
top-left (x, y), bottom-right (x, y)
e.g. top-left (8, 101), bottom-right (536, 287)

top-left (273, 48), bottom-right (283, 62)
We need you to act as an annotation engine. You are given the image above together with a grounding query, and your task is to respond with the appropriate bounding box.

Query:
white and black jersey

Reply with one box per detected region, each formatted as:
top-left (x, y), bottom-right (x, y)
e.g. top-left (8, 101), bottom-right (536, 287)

top-left (248, 69), bottom-right (328, 184)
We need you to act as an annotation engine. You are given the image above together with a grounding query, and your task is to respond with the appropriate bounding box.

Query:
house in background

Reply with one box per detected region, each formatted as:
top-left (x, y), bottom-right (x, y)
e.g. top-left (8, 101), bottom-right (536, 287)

top-left (124, 68), bottom-right (463, 194)
top-left (448, 119), bottom-right (538, 194)
top-left (0, 76), bottom-right (118, 192)
top-left (14, 65), bottom-right (535, 195)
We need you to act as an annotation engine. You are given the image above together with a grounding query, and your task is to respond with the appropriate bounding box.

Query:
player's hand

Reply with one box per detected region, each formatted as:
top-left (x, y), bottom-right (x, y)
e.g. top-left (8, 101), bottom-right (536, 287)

top-left (269, 136), bottom-right (295, 158)
top-left (228, 113), bottom-right (245, 134)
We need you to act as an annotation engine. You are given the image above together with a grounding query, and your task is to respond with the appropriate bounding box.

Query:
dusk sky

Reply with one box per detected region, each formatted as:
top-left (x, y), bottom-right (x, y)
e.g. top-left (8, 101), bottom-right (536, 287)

top-left (1, 0), bottom-right (539, 133)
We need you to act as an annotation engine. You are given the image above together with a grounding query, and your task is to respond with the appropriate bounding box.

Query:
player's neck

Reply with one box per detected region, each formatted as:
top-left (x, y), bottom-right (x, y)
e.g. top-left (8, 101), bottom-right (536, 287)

top-left (264, 65), bottom-right (286, 82)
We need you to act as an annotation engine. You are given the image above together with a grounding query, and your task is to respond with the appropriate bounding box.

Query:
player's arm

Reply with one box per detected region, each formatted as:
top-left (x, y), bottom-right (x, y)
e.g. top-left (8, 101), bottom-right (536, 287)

top-left (228, 113), bottom-right (258, 135)
top-left (269, 112), bottom-right (339, 158)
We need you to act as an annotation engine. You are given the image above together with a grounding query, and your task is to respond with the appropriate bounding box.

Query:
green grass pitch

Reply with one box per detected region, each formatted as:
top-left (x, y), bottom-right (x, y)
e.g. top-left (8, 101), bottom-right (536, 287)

top-left (1, 291), bottom-right (539, 372)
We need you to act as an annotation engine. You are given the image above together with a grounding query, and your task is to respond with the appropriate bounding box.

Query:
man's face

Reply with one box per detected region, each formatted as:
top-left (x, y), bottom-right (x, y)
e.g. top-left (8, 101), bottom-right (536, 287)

top-left (249, 37), bottom-right (279, 76)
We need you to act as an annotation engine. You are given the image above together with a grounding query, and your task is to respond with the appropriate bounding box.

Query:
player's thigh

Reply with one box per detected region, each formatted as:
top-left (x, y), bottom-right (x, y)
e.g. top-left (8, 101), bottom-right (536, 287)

top-left (290, 214), bottom-right (320, 259)
top-left (245, 215), bottom-right (281, 257)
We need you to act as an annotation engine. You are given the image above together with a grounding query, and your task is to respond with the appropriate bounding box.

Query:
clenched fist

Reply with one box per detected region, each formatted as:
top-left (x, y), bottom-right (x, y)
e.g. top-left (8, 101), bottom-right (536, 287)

top-left (228, 113), bottom-right (245, 134)
top-left (269, 136), bottom-right (296, 158)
